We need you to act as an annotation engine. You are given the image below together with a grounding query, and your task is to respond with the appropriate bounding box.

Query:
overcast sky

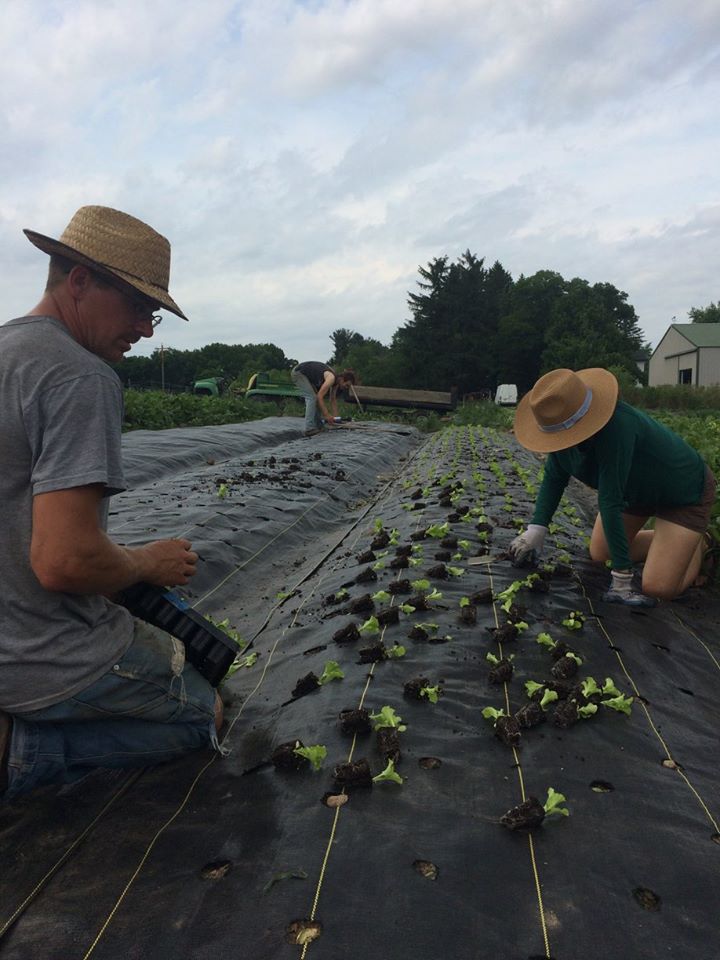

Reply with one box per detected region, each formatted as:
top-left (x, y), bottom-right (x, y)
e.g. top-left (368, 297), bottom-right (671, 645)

top-left (2, 0), bottom-right (719, 365)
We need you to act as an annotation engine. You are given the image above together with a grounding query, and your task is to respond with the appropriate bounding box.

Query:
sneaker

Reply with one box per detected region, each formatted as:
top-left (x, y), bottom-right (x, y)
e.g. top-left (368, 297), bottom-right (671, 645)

top-left (601, 589), bottom-right (658, 608)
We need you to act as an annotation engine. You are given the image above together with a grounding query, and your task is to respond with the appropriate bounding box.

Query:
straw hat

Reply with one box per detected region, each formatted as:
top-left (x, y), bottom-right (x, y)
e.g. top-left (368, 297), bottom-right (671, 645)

top-left (514, 368), bottom-right (618, 453)
top-left (24, 205), bottom-right (187, 320)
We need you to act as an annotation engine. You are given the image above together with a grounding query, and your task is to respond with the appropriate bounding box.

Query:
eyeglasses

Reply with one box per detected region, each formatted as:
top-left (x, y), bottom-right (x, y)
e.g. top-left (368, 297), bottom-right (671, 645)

top-left (94, 273), bottom-right (162, 327)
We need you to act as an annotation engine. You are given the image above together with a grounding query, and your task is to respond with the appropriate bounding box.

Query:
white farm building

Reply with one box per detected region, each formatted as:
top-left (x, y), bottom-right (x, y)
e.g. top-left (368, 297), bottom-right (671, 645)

top-left (648, 324), bottom-right (720, 387)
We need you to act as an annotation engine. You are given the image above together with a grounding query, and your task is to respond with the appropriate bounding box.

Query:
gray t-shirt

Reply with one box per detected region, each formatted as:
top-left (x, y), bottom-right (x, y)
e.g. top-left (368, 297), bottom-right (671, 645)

top-left (0, 316), bottom-right (134, 712)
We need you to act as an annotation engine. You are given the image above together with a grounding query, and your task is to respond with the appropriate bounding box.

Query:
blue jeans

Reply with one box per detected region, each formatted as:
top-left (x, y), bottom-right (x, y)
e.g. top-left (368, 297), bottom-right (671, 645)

top-left (3, 622), bottom-right (217, 801)
top-left (291, 368), bottom-right (323, 432)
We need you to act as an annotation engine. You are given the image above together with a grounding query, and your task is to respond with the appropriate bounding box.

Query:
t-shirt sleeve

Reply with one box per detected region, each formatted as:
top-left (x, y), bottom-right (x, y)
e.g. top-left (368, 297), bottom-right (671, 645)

top-left (26, 372), bottom-right (126, 497)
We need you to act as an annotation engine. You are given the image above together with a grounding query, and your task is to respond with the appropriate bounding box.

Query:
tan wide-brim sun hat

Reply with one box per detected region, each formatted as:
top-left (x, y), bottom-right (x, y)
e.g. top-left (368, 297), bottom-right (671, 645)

top-left (24, 205), bottom-right (188, 320)
top-left (514, 368), bottom-right (619, 453)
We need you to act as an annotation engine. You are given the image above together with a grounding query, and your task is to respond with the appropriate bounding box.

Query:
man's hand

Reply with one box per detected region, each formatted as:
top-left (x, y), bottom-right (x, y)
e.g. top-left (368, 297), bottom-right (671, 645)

top-left (508, 524), bottom-right (547, 567)
top-left (131, 539), bottom-right (198, 587)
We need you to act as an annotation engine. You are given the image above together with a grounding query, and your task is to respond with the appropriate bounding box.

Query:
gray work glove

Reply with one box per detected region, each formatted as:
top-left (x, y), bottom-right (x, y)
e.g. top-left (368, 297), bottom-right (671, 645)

top-left (601, 570), bottom-right (658, 608)
top-left (508, 524), bottom-right (547, 567)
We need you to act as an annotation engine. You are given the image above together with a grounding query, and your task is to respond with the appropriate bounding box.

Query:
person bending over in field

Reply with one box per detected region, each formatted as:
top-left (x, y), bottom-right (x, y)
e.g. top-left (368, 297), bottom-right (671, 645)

top-left (290, 361), bottom-right (356, 437)
top-left (0, 206), bottom-right (222, 802)
top-left (508, 367), bottom-right (717, 606)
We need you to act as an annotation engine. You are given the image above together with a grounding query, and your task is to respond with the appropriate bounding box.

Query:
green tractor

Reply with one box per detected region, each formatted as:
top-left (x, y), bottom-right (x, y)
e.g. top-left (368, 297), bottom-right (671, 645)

top-left (193, 376), bottom-right (227, 397)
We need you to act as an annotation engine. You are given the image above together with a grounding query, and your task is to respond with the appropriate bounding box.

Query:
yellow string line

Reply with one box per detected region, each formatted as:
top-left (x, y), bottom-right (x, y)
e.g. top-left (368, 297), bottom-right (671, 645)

top-left (82, 439), bottom-right (432, 958)
top-left (0, 770), bottom-right (142, 941)
top-left (581, 587), bottom-right (720, 834)
top-left (671, 609), bottom-right (720, 673)
top-left (488, 566), bottom-right (551, 959)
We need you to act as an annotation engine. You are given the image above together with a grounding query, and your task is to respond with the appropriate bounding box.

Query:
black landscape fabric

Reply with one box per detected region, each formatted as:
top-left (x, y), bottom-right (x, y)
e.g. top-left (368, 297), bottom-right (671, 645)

top-left (1, 416), bottom-right (719, 960)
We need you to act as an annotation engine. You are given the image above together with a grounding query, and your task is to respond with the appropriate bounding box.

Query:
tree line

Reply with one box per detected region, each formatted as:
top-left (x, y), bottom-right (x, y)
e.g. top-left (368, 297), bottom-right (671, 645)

top-left (114, 250), bottom-right (710, 396)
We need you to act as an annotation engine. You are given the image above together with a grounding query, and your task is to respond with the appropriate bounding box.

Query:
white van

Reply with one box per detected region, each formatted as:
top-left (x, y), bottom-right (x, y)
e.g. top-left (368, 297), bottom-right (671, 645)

top-left (495, 383), bottom-right (518, 406)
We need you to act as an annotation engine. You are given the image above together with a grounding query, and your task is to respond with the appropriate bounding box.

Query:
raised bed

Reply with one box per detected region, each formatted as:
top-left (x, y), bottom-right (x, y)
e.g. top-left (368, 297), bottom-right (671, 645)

top-left (1, 417), bottom-right (718, 960)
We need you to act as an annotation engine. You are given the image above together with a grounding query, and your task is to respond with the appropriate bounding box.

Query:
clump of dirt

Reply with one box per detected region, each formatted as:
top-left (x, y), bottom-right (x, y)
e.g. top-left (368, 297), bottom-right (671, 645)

top-left (433, 551), bottom-right (452, 562)
top-left (471, 587), bottom-right (493, 604)
top-left (377, 727), bottom-right (401, 763)
top-left (500, 797), bottom-right (545, 830)
top-left (487, 623), bottom-right (519, 644)
top-left (408, 625), bottom-right (429, 642)
top-left (377, 606), bottom-right (400, 626)
top-left (358, 644), bottom-right (387, 663)
top-left (292, 673), bottom-right (320, 698)
top-left (371, 531), bottom-right (391, 550)
top-left (551, 655), bottom-right (580, 681)
top-left (404, 676), bottom-right (431, 699)
top-left (333, 622), bottom-right (360, 644)
top-left (339, 708), bottom-right (371, 734)
top-left (356, 550), bottom-right (376, 565)
top-left (388, 579), bottom-right (412, 595)
top-left (553, 698), bottom-right (579, 728)
top-left (348, 593), bottom-right (374, 614)
top-left (390, 556), bottom-right (410, 570)
top-left (514, 701), bottom-right (546, 729)
top-left (426, 564), bottom-right (449, 580)
top-left (334, 758), bottom-right (373, 789)
top-left (494, 715), bottom-right (521, 746)
top-left (488, 658), bottom-right (514, 684)
top-left (440, 535), bottom-right (458, 549)
top-left (459, 604), bottom-right (477, 625)
top-left (355, 567), bottom-right (378, 584)
top-left (272, 740), bottom-right (307, 771)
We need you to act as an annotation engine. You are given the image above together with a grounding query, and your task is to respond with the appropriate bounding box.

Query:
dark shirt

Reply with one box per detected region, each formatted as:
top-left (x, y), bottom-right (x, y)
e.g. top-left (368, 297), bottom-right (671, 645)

top-left (531, 401), bottom-right (705, 569)
top-left (295, 361), bottom-right (334, 391)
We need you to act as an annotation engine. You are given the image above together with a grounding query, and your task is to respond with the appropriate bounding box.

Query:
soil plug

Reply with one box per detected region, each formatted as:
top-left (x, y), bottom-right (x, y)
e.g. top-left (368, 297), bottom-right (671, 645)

top-left (355, 567), bottom-right (378, 585)
top-left (459, 598), bottom-right (477, 625)
top-left (334, 758), bottom-right (373, 789)
top-left (339, 708), bottom-right (371, 734)
top-left (389, 579), bottom-right (412, 595)
top-left (390, 556), bottom-right (410, 570)
top-left (471, 587), bottom-right (493, 604)
top-left (377, 727), bottom-right (401, 763)
top-left (551, 653), bottom-right (582, 681)
top-left (501, 787), bottom-right (569, 830)
top-left (272, 740), bottom-right (309, 771)
top-left (514, 701), bottom-right (546, 729)
top-left (292, 672), bottom-right (320, 699)
top-left (486, 623), bottom-right (519, 644)
top-left (358, 643), bottom-right (387, 663)
top-left (377, 606), bottom-right (400, 626)
top-left (553, 698), bottom-right (580, 728)
top-left (356, 550), bottom-right (376, 564)
top-left (486, 653), bottom-right (514, 684)
top-left (426, 563), bottom-right (450, 580)
top-left (349, 593), bottom-right (375, 614)
top-left (404, 676), bottom-right (431, 699)
top-left (333, 622), bottom-right (360, 645)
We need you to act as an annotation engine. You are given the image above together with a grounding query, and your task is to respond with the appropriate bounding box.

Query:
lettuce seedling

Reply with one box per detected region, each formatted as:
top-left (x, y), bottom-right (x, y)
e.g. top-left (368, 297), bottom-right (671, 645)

top-left (420, 685), bottom-right (441, 703)
top-left (458, 539), bottom-right (471, 551)
top-left (540, 689), bottom-right (559, 710)
top-left (447, 566), bottom-right (464, 577)
top-left (293, 744), bottom-right (327, 772)
top-left (525, 680), bottom-right (545, 698)
top-left (217, 483), bottom-right (229, 499)
top-left (567, 652), bottom-right (583, 665)
top-left (370, 706), bottom-right (407, 731)
top-left (389, 528), bottom-right (400, 545)
top-left (360, 615), bottom-right (380, 635)
top-left (601, 695), bottom-right (634, 715)
top-left (386, 644), bottom-right (407, 659)
top-left (562, 611), bottom-right (585, 630)
top-left (318, 660), bottom-right (344, 684)
top-left (452, 553), bottom-right (463, 561)
top-left (372, 560), bottom-right (386, 571)
top-left (602, 678), bottom-right (622, 697)
top-left (543, 787), bottom-right (569, 817)
top-left (581, 677), bottom-right (602, 698)
top-left (426, 522), bottom-right (450, 539)
top-left (578, 703), bottom-right (598, 718)
top-left (372, 590), bottom-right (391, 603)
top-left (486, 652), bottom-right (514, 665)
top-left (417, 622), bottom-right (439, 632)
top-left (411, 579), bottom-right (431, 591)
top-left (514, 620), bottom-right (529, 632)
top-left (373, 518), bottom-right (384, 533)
top-left (209, 616), bottom-right (246, 651)
top-left (411, 544), bottom-right (424, 554)
top-left (400, 603), bottom-right (416, 614)
top-left (409, 556), bottom-right (423, 567)
top-left (334, 588), bottom-right (349, 601)
top-left (372, 759), bottom-right (404, 785)
top-left (536, 632), bottom-right (556, 650)
top-left (426, 588), bottom-right (443, 601)
top-left (459, 596), bottom-right (472, 607)
top-left (481, 706), bottom-right (507, 725)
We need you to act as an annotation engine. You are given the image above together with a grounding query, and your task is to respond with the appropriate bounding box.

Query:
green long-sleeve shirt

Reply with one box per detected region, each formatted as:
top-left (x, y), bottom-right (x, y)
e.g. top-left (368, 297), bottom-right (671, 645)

top-left (531, 401), bottom-right (706, 570)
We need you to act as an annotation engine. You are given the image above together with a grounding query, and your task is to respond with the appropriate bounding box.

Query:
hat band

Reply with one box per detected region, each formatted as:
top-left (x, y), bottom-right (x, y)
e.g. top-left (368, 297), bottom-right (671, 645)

top-left (539, 387), bottom-right (593, 433)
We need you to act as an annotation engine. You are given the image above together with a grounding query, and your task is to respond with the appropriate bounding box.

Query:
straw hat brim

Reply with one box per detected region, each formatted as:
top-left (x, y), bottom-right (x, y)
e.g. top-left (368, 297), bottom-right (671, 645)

top-left (514, 367), bottom-right (618, 453)
top-left (24, 229), bottom-right (188, 321)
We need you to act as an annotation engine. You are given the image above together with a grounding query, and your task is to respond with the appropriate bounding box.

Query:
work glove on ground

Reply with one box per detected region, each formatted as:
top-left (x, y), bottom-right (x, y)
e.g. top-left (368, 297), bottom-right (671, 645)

top-left (508, 524), bottom-right (547, 568)
top-left (601, 570), bottom-right (658, 608)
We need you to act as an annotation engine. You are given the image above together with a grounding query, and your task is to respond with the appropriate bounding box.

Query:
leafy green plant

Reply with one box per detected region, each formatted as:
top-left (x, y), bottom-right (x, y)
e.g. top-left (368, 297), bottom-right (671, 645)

top-left (318, 661), bottom-right (344, 684)
top-left (411, 579), bottom-right (431, 591)
top-left (481, 706), bottom-right (507, 725)
top-left (562, 611), bottom-right (585, 631)
top-left (536, 632), bottom-right (556, 649)
top-left (540, 689), bottom-right (558, 710)
top-left (370, 706), bottom-right (407, 731)
top-left (372, 759), bottom-right (404, 785)
top-left (293, 744), bottom-right (327, 771)
top-left (426, 588), bottom-right (443, 601)
top-left (602, 678), bottom-right (622, 697)
top-left (601, 695), bottom-right (634, 715)
top-left (420, 685), bottom-right (441, 703)
top-left (386, 644), bottom-right (407, 659)
top-left (426, 522), bottom-right (450, 539)
top-left (400, 603), bottom-right (416, 614)
top-left (372, 590), bottom-right (391, 603)
top-left (360, 616), bottom-right (380, 635)
top-left (543, 787), bottom-right (569, 817)
top-left (217, 483), bottom-right (229, 499)
top-left (447, 566), bottom-right (464, 577)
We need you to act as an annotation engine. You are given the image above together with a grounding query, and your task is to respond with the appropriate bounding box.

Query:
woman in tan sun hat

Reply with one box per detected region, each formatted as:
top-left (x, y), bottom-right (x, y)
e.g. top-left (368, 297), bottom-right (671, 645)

top-left (509, 368), bottom-right (716, 605)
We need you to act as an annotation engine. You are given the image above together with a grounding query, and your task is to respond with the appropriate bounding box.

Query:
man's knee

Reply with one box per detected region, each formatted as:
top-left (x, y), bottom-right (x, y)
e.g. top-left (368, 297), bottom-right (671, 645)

top-left (641, 573), bottom-right (681, 601)
top-left (588, 540), bottom-right (610, 563)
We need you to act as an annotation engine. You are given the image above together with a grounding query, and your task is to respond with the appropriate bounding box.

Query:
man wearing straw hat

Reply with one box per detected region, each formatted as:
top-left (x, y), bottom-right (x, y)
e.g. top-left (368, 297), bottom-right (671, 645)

top-left (0, 206), bottom-right (221, 801)
top-left (508, 368), bottom-right (716, 606)
top-left (290, 361), bottom-right (356, 437)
